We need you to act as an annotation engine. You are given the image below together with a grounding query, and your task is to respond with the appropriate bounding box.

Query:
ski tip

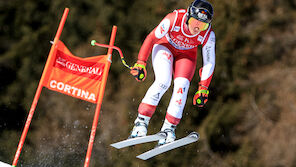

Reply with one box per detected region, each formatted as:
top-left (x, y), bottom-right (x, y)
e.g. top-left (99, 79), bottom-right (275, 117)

top-left (136, 155), bottom-right (149, 161)
top-left (188, 132), bottom-right (200, 139)
top-left (110, 143), bottom-right (121, 149)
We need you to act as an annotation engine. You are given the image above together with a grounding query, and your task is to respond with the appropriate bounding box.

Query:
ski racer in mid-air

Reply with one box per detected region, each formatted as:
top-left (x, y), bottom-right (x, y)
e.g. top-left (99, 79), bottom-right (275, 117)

top-left (129, 0), bottom-right (216, 146)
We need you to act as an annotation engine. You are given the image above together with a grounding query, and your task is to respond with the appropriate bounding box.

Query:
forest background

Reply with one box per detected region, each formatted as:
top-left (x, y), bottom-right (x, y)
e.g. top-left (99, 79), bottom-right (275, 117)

top-left (0, 0), bottom-right (296, 167)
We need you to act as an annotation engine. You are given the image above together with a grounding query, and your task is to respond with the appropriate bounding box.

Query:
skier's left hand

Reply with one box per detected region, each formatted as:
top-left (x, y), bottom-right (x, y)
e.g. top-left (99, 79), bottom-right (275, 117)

top-left (193, 84), bottom-right (209, 107)
top-left (130, 60), bottom-right (147, 82)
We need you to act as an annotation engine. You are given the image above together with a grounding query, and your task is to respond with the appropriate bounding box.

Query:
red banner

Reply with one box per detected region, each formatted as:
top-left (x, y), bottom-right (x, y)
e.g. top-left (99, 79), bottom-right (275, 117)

top-left (42, 40), bottom-right (108, 103)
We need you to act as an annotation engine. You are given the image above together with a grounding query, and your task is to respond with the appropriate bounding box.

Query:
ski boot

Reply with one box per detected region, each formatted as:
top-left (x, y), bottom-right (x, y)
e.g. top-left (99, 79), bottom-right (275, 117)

top-left (129, 114), bottom-right (150, 138)
top-left (157, 120), bottom-right (176, 146)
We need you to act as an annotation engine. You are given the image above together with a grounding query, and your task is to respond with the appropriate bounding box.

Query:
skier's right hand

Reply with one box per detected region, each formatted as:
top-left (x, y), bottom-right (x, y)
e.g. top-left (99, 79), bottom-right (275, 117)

top-left (130, 60), bottom-right (147, 82)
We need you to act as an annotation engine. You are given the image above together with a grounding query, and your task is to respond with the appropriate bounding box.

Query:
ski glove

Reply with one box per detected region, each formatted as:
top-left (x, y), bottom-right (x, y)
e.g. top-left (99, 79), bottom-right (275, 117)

top-left (193, 84), bottom-right (209, 107)
top-left (130, 60), bottom-right (147, 82)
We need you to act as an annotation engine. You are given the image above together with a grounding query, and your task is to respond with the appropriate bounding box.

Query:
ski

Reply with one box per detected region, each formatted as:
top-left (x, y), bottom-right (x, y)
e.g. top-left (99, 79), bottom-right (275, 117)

top-left (136, 132), bottom-right (200, 160)
top-left (110, 132), bottom-right (167, 149)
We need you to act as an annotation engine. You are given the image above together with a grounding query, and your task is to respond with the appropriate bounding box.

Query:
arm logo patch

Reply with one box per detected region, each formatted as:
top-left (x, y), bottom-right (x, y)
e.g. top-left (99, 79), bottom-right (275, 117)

top-left (155, 19), bottom-right (170, 39)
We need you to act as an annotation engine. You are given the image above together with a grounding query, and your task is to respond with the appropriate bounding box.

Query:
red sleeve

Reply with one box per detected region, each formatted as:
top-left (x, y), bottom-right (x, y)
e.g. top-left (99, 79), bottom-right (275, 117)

top-left (137, 30), bottom-right (157, 62)
top-left (137, 12), bottom-right (177, 62)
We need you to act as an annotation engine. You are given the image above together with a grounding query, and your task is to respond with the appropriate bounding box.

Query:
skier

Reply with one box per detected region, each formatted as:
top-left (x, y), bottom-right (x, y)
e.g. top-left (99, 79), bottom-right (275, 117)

top-left (129, 0), bottom-right (216, 146)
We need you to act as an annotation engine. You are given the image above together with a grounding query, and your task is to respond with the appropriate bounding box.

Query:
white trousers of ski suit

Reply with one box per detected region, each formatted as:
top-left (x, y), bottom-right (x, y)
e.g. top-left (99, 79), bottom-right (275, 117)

top-left (141, 44), bottom-right (190, 124)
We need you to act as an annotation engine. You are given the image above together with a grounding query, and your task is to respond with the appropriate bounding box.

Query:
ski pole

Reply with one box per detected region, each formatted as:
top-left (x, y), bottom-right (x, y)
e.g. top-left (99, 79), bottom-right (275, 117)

top-left (91, 40), bottom-right (132, 69)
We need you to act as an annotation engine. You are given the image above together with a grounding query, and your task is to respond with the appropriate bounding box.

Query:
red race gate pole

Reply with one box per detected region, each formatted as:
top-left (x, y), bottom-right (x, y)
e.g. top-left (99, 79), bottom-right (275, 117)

top-left (11, 8), bottom-right (69, 167)
top-left (83, 26), bottom-right (117, 167)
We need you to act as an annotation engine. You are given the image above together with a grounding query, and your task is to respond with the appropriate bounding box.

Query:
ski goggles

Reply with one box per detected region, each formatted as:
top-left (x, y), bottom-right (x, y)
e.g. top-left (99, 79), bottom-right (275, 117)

top-left (189, 7), bottom-right (213, 23)
top-left (188, 17), bottom-right (209, 31)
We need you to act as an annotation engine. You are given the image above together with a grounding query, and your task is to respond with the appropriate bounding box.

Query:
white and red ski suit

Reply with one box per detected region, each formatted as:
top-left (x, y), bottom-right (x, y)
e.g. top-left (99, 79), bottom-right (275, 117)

top-left (137, 9), bottom-right (216, 125)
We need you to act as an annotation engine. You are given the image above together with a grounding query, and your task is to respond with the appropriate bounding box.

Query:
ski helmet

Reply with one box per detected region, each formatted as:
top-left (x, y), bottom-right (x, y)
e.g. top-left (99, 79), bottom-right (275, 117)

top-left (187, 0), bottom-right (214, 24)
